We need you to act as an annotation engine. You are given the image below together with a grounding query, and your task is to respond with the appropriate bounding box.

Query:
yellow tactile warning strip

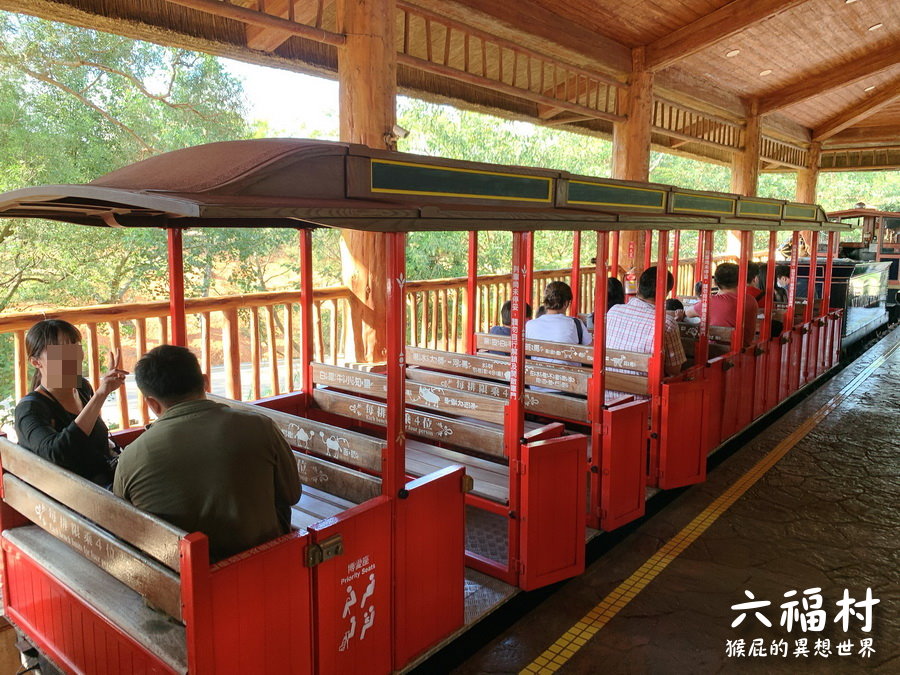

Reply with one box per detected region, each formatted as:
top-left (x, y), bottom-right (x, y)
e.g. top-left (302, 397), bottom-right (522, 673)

top-left (522, 339), bottom-right (900, 674)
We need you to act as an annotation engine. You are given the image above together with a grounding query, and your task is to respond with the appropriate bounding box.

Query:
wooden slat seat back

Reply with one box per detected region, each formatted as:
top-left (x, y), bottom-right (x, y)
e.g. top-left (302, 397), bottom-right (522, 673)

top-left (475, 332), bottom-right (650, 372)
top-left (213, 395), bottom-right (511, 504)
top-left (0, 437), bottom-right (186, 621)
top-left (312, 362), bottom-right (508, 425)
top-left (210, 393), bottom-right (384, 473)
top-left (407, 345), bottom-right (649, 398)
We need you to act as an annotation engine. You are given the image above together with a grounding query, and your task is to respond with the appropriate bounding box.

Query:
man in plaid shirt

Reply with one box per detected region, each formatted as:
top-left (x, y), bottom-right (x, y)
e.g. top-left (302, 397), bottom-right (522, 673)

top-left (605, 267), bottom-right (686, 401)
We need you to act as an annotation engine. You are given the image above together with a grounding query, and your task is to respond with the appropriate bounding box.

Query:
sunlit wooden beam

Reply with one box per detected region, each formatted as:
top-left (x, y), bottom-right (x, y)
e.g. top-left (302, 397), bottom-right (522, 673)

top-left (758, 41), bottom-right (900, 114)
top-left (812, 77), bottom-right (900, 142)
top-left (646, 0), bottom-right (811, 72)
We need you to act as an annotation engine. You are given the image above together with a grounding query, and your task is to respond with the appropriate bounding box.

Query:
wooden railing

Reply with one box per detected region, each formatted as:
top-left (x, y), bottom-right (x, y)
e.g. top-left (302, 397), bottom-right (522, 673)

top-left (1, 252), bottom-right (770, 429)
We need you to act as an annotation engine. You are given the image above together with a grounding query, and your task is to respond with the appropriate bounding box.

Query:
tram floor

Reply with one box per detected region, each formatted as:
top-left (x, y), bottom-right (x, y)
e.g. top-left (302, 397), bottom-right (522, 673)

top-left (451, 326), bottom-right (900, 675)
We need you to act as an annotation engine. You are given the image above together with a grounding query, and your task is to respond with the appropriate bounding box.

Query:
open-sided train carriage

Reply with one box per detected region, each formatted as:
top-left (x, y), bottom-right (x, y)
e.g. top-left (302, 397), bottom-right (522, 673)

top-left (0, 139), bottom-right (850, 673)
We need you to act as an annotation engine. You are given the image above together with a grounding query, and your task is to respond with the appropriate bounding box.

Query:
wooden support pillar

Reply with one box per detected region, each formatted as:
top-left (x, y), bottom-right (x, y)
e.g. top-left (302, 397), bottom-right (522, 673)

top-left (797, 141), bottom-right (822, 254)
top-left (612, 47), bottom-right (653, 276)
top-left (728, 99), bottom-right (761, 256)
top-left (337, 0), bottom-right (397, 363)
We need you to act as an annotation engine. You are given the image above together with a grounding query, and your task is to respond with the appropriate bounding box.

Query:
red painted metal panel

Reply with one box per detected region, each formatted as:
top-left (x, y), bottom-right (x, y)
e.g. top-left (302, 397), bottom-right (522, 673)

top-left (180, 532), bottom-right (213, 672)
top-left (763, 338), bottom-right (781, 412)
top-left (600, 400), bottom-right (648, 531)
top-left (394, 467), bottom-right (466, 668)
top-left (310, 496), bottom-right (392, 675)
top-left (519, 434), bottom-right (587, 590)
top-left (734, 352), bottom-right (755, 432)
top-left (752, 345), bottom-right (768, 420)
top-left (658, 378), bottom-right (707, 489)
top-left (207, 533), bottom-right (313, 674)
top-left (720, 357), bottom-right (740, 441)
top-left (702, 358), bottom-right (725, 454)
top-left (2, 540), bottom-right (175, 674)
top-left (805, 322), bottom-right (820, 384)
top-left (788, 329), bottom-right (804, 395)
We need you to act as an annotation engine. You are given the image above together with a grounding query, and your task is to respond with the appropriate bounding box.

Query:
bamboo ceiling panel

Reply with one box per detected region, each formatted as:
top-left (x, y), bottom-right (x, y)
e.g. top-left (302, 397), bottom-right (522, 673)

top-left (526, 0), bottom-right (731, 48)
top-left (678, 0), bottom-right (898, 101)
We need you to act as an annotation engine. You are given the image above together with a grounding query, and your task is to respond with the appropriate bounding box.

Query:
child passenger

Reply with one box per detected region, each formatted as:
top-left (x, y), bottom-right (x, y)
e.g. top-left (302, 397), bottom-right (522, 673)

top-left (489, 300), bottom-right (533, 336)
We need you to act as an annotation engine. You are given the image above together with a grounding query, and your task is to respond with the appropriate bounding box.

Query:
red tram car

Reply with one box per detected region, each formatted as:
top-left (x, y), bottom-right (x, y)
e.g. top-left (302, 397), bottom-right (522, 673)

top-left (0, 139), bottom-right (855, 673)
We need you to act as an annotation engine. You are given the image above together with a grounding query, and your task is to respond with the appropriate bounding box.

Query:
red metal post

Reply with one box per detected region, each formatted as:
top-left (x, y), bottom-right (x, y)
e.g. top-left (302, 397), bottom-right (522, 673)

top-left (166, 228), bottom-right (187, 346)
top-left (466, 231), bottom-right (478, 354)
top-left (570, 231), bottom-right (582, 316)
top-left (784, 231), bottom-right (800, 329)
top-left (671, 230), bottom-right (681, 298)
top-left (180, 533), bottom-right (213, 672)
top-left (804, 231), bottom-right (819, 324)
top-left (506, 231), bottom-right (528, 583)
top-left (733, 231), bottom-right (750, 353)
top-left (694, 231), bottom-right (704, 291)
top-left (384, 231), bottom-right (407, 500)
top-left (298, 229), bottom-right (315, 409)
top-left (648, 230), bottom-right (668, 482)
top-left (697, 230), bottom-right (713, 364)
top-left (761, 231), bottom-right (777, 341)
top-left (590, 231), bottom-right (609, 421)
top-left (822, 231), bottom-right (836, 311)
top-left (610, 230), bottom-right (620, 280)
top-left (643, 230), bottom-right (653, 270)
top-left (524, 231), bottom-right (535, 307)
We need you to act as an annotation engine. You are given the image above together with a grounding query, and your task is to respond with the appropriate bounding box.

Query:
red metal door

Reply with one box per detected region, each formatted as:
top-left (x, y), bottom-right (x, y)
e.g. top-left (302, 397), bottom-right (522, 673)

top-left (788, 329), bottom-right (804, 395)
top-left (519, 434), bottom-right (587, 590)
top-left (796, 326), bottom-right (810, 389)
top-left (600, 400), bottom-right (649, 531)
top-left (703, 358), bottom-right (726, 453)
top-left (207, 533), bottom-right (314, 674)
top-left (394, 467), bottom-right (466, 669)
top-left (658, 378), bottom-right (707, 489)
top-left (752, 345), bottom-right (768, 420)
top-left (310, 497), bottom-right (393, 675)
top-left (720, 356), bottom-right (740, 441)
top-left (764, 338), bottom-right (781, 412)
top-left (735, 351), bottom-right (755, 431)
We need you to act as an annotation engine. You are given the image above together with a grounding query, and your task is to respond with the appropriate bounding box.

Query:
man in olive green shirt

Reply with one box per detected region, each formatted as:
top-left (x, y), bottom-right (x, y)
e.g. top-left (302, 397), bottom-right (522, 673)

top-left (114, 345), bottom-right (301, 562)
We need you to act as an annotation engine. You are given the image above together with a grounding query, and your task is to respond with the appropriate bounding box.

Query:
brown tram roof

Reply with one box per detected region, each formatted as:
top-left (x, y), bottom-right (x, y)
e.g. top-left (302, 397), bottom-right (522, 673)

top-left (0, 138), bottom-right (848, 232)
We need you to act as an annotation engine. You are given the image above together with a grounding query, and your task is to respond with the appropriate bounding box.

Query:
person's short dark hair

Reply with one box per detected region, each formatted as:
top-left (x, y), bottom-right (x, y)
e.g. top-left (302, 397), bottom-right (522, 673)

top-left (637, 267), bottom-right (674, 300)
top-left (665, 298), bottom-right (684, 311)
top-left (135, 345), bottom-right (205, 405)
top-left (775, 264), bottom-right (791, 280)
top-left (713, 262), bottom-right (740, 289)
top-left (607, 277), bottom-right (625, 310)
top-left (500, 300), bottom-right (532, 326)
top-left (542, 281), bottom-right (573, 311)
top-left (694, 281), bottom-right (704, 296)
top-left (747, 261), bottom-right (760, 281)
top-left (535, 305), bottom-right (547, 317)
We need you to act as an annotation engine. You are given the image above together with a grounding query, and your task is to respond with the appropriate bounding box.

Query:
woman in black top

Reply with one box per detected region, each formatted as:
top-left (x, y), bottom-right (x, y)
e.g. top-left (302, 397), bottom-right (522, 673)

top-left (14, 319), bottom-right (128, 486)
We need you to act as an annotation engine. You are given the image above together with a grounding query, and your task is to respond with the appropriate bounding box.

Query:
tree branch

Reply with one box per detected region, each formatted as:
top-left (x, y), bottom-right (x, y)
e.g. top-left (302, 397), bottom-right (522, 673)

top-left (0, 53), bottom-right (157, 153)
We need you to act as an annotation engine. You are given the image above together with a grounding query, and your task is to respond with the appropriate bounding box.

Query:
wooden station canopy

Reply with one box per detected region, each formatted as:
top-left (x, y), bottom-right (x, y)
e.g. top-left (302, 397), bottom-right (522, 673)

top-left (2, 0), bottom-right (898, 178)
top-left (0, 138), bottom-right (849, 232)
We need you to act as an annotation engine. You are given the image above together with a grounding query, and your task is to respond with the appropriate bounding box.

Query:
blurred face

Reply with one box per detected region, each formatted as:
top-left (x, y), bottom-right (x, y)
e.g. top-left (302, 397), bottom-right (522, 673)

top-left (31, 341), bottom-right (84, 388)
top-left (778, 275), bottom-right (790, 288)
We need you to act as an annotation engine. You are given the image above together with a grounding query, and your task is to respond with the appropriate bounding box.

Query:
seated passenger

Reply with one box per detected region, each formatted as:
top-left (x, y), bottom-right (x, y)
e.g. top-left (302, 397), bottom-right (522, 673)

top-left (775, 264), bottom-right (791, 300)
top-left (15, 319), bottom-right (127, 487)
top-left (607, 277), bottom-right (626, 310)
top-left (746, 261), bottom-right (763, 301)
top-left (685, 262), bottom-right (759, 347)
top-left (525, 281), bottom-right (592, 356)
top-left (606, 267), bottom-right (686, 400)
top-left (664, 297), bottom-right (685, 322)
top-left (489, 300), bottom-right (533, 336)
top-left (113, 345), bottom-right (301, 562)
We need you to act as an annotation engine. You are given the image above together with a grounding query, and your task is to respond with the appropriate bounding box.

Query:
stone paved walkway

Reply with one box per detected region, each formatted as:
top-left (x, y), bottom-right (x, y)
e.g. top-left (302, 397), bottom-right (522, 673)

top-left (456, 326), bottom-right (899, 674)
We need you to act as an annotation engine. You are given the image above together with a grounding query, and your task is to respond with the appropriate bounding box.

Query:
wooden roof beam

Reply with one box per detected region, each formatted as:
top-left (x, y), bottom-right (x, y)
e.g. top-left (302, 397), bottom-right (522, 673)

top-left (825, 124), bottom-right (900, 146)
top-left (758, 40), bottom-right (900, 115)
top-left (645, 0), bottom-right (812, 72)
top-left (242, 0), bottom-right (322, 52)
top-left (813, 76), bottom-right (900, 142)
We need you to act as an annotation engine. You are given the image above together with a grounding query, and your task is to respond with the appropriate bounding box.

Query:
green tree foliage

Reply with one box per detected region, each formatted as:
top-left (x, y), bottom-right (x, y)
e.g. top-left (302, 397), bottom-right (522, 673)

top-left (0, 13), bottom-right (296, 311)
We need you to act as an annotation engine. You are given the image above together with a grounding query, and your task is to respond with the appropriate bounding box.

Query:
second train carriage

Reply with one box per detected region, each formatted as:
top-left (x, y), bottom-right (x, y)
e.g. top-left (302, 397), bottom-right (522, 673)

top-left (0, 139), bottom-right (859, 673)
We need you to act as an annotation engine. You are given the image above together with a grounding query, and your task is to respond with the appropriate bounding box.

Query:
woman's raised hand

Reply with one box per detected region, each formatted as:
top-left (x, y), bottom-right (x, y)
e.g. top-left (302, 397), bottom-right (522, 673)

top-left (97, 348), bottom-right (128, 398)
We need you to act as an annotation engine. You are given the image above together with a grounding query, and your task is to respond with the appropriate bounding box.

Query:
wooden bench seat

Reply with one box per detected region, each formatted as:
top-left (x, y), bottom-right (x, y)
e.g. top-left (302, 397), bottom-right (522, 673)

top-left (3, 525), bottom-right (188, 674)
top-left (406, 439), bottom-right (509, 504)
top-left (291, 486), bottom-right (358, 530)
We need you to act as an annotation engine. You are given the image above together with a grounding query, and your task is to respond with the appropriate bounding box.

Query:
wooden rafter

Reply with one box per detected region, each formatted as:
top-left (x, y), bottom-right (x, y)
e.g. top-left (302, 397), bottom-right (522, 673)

top-left (162, 0), bottom-right (345, 46)
top-left (826, 124), bottom-right (900, 146)
top-left (813, 77), bottom-right (900, 142)
top-left (758, 40), bottom-right (900, 114)
top-left (645, 0), bottom-right (811, 72)
top-left (240, 0), bottom-right (325, 51)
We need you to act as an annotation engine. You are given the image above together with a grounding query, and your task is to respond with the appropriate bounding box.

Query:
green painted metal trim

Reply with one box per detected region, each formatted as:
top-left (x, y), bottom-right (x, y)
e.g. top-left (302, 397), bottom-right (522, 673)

top-left (737, 199), bottom-right (783, 218)
top-left (784, 203), bottom-right (818, 220)
top-left (370, 159), bottom-right (553, 203)
top-left (671, 192), bottom-right (735, 216)
top-left (567, 181), bottom-right (666, 210)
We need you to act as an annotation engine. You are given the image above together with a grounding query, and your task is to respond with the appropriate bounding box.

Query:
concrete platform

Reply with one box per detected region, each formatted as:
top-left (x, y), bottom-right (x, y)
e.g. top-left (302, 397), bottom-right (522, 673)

top-left (456, 326), bottom-right (899, 674)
